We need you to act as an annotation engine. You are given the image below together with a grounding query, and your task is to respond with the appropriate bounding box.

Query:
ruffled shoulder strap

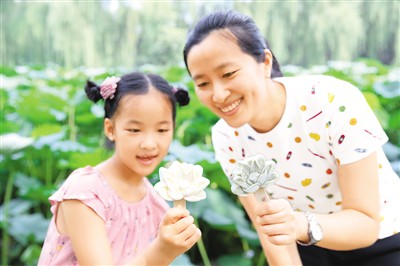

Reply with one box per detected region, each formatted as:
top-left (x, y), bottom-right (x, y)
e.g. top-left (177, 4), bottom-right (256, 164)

top-left (49, 166), bottom-right (108, 221)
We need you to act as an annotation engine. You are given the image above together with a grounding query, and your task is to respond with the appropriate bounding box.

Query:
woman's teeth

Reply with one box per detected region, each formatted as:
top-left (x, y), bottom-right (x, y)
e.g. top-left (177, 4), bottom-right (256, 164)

top-left (220, 98), bottom-right (242, 113)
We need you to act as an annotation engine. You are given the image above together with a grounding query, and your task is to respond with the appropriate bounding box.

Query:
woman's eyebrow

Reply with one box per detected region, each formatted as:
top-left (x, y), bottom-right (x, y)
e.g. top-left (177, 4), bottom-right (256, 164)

top-left (192, 62), bottom-right (235, 81)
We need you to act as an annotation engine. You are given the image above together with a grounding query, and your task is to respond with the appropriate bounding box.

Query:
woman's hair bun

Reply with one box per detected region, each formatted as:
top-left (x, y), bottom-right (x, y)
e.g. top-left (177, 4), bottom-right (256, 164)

top-left (84, 80), bottom-right (102, 103)
top-left (174, 87), bottom-right (190, 106)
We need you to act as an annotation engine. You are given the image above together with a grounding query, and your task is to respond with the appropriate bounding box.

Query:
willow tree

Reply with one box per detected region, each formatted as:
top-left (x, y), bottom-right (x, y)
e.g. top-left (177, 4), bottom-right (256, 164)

top-left (1, 0), bottom-right (399, 68)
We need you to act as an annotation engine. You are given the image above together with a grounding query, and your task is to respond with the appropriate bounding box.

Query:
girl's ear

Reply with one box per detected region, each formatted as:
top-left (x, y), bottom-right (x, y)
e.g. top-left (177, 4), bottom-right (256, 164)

top-left (263, 49), bottom-right (273, 78)
top-left (104, 118), bottom-right (115, 142)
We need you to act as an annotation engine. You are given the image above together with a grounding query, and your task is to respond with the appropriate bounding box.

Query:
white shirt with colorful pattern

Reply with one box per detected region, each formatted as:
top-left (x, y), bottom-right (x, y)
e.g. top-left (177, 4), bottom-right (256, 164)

top-left (212, 75), bottom-right (400, 239)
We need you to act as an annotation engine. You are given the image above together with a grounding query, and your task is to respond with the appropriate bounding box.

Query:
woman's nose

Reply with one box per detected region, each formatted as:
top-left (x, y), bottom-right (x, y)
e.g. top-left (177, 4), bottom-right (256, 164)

top-left (212, 83), bottom-right (229, 103)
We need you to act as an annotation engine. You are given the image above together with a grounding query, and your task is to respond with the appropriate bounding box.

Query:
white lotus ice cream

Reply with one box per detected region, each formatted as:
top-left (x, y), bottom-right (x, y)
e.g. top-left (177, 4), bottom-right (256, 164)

top-left (154, 161), bottom-right (210, 207)
top-left (231, 154), bottom-right (279, 201)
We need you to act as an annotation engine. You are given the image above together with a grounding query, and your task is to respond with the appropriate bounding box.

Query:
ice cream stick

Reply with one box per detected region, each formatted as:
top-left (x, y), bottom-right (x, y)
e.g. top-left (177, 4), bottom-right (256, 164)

top-left (254, 187), bottom-right (270, 202)
top-left (173, 199), bottom-right (186, 209)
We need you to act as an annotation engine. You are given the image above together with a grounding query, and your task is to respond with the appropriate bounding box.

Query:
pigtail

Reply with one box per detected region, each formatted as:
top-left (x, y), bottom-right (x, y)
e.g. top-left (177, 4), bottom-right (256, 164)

top-left (173, 87), bottom-right (190, 106)
top-left (84, 80), bottom-right (102, 103)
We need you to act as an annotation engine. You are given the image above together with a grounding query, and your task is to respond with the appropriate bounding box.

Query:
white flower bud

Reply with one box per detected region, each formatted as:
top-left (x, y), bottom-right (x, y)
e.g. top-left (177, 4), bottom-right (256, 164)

top-left (154, 161), bottom-right (210, 201)
top-left (231, 154), bottom-right (279, 197)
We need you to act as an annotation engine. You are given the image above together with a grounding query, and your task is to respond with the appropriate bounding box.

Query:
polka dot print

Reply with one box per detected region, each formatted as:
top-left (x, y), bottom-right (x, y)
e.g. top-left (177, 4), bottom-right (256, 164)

top-left (211, 75), bottom-right (400, 239)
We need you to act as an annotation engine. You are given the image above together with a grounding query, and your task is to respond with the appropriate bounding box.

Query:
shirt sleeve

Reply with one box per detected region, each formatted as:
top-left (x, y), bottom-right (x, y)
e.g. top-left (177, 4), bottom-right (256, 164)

top-left (326, 78), bottom-right (388, 165)
top-left (49, 167), bottom-right (107, 221)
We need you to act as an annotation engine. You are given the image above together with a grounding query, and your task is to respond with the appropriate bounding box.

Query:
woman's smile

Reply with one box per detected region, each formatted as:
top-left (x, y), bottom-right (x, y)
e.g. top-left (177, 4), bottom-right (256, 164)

top-left (219, 97), bottom-right (243, 114)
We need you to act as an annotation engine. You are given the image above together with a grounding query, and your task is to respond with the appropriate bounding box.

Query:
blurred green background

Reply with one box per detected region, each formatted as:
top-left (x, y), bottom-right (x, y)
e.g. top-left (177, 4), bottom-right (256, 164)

top-left (1, 1), bottom-right (399, 265)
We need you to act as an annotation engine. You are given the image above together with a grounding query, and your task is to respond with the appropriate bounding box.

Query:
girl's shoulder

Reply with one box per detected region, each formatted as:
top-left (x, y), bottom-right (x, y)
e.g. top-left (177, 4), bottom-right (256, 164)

top-left (56, 166), bottom-right (102, 191)
top-left (49, 166), bottom-right (108, 206)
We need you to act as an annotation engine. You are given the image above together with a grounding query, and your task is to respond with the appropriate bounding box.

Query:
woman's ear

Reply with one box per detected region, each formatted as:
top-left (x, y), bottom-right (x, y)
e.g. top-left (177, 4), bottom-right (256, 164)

top-left (263, 49), bottom-right (273, 78)
top-left (104, 118), bottom-right (115, 142)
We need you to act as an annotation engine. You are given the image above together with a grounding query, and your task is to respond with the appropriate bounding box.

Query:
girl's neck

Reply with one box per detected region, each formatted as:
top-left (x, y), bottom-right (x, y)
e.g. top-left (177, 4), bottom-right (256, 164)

top-left (95, 157), bottom-right (147, 203)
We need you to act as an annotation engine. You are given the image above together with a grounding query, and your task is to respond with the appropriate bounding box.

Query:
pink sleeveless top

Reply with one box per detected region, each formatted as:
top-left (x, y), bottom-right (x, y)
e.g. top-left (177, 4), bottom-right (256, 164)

top-left (38, 166), bottom-right (169, 265)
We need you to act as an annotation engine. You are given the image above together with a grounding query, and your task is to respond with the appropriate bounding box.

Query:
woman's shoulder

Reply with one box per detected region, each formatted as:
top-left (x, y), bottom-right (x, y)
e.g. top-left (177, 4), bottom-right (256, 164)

top-left (211, 119), bottom-right (244, 141)
top-left (276, 74), bottom-right (353, 88)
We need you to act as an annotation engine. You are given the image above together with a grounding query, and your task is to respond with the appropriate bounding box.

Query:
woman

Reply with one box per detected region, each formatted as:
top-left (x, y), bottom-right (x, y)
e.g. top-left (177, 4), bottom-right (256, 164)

top-left (183, 10), bottom-right (400, 266)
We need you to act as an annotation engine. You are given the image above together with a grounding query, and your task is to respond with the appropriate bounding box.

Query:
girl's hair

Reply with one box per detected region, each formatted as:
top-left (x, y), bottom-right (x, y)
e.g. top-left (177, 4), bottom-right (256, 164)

top-left (84, 72), bottom-right (190, 122)
top-left (183, 10), bottom-right (282, 78)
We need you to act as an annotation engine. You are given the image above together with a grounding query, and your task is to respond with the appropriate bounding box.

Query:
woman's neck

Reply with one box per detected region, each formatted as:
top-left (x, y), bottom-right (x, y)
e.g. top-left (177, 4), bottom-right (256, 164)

top-left (250, 79), bottom-right (286, 133)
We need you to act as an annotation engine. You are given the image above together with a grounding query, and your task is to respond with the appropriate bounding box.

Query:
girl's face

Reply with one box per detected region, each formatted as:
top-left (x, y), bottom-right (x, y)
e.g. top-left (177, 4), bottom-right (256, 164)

top-left (106, 89), bottom-right (174, 178)
top-left (186, 30), bottom-right (271, 129)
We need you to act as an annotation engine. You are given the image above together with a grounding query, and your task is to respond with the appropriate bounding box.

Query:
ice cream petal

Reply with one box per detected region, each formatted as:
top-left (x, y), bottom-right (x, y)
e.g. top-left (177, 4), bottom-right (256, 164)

top-left (231, 154), bottom-right (279, 197)
top-left (154, 161), bottom-right (210, 202)
top-left (231, 184), bottom-right (247, 197)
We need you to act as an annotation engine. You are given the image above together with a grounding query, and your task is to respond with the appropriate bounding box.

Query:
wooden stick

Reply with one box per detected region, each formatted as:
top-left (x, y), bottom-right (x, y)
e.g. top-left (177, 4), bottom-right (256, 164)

top-left (254, 187), bottom-right (270, 202)
top-left (173, 199), bottom-right (186, 209)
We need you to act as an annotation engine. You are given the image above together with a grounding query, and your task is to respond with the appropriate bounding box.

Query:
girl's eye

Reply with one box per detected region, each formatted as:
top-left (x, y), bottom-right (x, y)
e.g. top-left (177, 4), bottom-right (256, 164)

top-left (222, 70), bottom-right (238, 78)
top-left (128, 129), bottom-right (140, 133)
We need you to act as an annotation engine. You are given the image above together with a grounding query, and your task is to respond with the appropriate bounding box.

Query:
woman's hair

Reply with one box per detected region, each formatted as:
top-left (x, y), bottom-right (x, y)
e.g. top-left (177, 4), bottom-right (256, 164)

top-left (183, 10), bottom-right (282, 78)
top-left (84, 72), bottom-right (190, 122)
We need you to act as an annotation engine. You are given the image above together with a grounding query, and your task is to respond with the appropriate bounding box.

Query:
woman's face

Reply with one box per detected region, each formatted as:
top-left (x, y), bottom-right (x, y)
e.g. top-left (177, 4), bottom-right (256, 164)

top-left (186, 30), bottom-right (270, 128)
top-left (105, 89), bottom-right (174, 178)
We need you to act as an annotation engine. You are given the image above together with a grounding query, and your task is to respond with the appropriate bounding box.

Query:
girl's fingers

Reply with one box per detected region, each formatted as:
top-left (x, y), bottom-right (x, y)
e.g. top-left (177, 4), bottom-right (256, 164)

top-left (173, 215), bottom-right (194, 234)
top-left (161, 208), bottom-right (190, 226)
top-left (178, 223), bottom-right (199, 242)
top-left (183, 228), bottom-right (202, 246)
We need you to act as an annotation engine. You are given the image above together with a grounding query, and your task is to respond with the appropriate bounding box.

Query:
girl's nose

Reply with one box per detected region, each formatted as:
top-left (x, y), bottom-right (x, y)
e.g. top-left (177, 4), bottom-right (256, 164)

top-left (140, 134), bottom-right (157, 150)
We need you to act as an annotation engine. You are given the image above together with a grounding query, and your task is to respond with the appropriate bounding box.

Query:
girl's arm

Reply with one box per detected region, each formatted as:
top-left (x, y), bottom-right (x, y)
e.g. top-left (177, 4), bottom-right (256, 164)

top-left (295, 151), bottom-right (380, 250)
top-left (58, 200), bottom-right (200, 265)
top-left (240, 196), bottom-right (302, 266)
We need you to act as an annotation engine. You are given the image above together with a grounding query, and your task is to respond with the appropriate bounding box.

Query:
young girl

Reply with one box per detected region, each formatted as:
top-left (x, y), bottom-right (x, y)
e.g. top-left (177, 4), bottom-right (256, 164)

top-left (183, 10), bottom-right (400, 266)
top-left (38, 72), bottom-right (201, 265)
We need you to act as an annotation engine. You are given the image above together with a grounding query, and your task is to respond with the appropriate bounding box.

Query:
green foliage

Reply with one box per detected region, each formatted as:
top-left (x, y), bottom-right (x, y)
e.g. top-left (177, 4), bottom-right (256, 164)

top-left (2, 1), bottom-right (400, 68)
top-left (1, 61), bottom-right (399, 265)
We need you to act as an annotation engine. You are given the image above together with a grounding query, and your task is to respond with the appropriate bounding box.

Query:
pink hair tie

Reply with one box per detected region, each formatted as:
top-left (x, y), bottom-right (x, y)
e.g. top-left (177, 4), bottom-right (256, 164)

top-left (100, 76), bottom-right (121, 100)
top-left (171, 87), bottom-right (178, 93)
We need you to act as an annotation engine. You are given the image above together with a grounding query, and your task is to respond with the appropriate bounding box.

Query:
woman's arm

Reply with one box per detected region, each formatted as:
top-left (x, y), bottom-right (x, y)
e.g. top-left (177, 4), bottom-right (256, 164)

top-left (240, 196), bottom-right (302, 266)
top-left (59, 200), bottom-right (200, 265)
top-left (295, 151), bottom-right (380, 250)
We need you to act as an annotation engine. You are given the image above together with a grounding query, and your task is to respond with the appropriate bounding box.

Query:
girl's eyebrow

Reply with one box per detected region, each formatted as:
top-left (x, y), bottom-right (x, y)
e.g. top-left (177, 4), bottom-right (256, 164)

top-left (126, 120), bottom-right (172, 125)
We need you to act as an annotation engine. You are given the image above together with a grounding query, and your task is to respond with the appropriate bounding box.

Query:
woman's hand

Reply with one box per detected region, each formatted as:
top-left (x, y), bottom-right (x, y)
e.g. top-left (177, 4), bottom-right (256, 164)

top-left (255, 198), bottom-right (297, 246)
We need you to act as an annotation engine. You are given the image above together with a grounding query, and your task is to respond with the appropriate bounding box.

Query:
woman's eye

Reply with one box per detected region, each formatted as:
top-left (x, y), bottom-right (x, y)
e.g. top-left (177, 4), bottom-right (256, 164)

top-left (197, 82), bottom-right (209, 88)
top-left (222, 70), bottom-right (238, 78)
top-left (158, 129), bottom-right (170, 133)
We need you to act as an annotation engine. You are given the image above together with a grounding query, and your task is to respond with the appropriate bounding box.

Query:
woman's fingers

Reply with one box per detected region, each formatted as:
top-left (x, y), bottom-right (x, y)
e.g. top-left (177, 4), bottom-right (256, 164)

top-left (255, 199), bottom-right (297, 245)
top-left (267, 233), bottom-right (296, 246)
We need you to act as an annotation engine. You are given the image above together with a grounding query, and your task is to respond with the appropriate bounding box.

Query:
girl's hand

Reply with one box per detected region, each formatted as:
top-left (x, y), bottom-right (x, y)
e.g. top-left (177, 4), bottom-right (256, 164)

top-left (154, 207), bottom-right (201, 260)
top-left (255, 199), bottom-right (296, 246)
